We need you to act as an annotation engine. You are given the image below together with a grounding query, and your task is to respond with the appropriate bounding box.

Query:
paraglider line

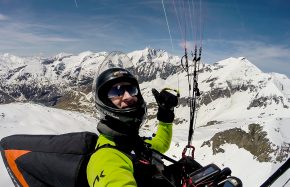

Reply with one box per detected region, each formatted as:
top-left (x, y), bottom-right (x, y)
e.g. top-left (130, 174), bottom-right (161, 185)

top-left (161, 0), bottom-right (174, 52)
top-left (74, 0), bottom-right (78, 8)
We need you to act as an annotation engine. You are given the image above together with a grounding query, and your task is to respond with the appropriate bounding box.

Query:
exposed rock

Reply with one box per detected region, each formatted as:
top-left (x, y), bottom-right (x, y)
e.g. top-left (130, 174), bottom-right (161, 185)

top-left (247, 95), bottom-right (289, 109)
top-left (200, 88), bottom-right (231, 106)
top-left (0, 89), bottom-right (16, 104)
top-left (173, 118), bottom-right (187, 125)
top-left (226, 80), bottom-right (256, 93)
top-left (201, 124), bottom-right (275, 162)
top-left (41, 58), bottom-right (54, 65)
top-left (6, 65), bottom-right (27, 79)
top-left (178, 97), bottom-right (190, 107)
top-left (201, 120), bottom-right (223, 127)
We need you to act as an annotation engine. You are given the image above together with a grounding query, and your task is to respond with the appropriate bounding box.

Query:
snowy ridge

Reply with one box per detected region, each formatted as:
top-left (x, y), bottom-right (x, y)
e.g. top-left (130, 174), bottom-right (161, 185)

top-left (0, 50), bottom-right (290, 186)
top-left (270, 72), bottom-right (290, 99)
top-left (128, 47), bottom-right (179, 66)
top-left (128, 48), bottom-right (180, 82)
top-left (0, 48), bottom-right (180, 107)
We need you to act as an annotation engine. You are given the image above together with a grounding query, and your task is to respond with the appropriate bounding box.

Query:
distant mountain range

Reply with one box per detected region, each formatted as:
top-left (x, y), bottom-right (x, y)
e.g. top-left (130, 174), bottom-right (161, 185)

top-left (1, 48), bottom-right (290, 165)
top-left (0, 48), bottom-right (180, 112)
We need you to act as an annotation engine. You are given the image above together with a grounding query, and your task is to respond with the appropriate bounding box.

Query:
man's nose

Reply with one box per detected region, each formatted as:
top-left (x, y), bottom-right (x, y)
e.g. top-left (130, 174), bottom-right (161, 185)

top-left (122, 90), bottom-right (133, 100)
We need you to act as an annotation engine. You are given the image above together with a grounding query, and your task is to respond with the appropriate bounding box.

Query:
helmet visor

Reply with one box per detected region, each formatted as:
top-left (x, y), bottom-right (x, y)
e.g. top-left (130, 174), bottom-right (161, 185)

top-left (108, 84), bottom-right (139, 99)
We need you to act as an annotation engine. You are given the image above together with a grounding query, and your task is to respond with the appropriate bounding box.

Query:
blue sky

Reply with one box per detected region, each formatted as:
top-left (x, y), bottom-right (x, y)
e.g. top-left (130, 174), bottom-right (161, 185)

top-left (0, 0), bottom-right (290, 77)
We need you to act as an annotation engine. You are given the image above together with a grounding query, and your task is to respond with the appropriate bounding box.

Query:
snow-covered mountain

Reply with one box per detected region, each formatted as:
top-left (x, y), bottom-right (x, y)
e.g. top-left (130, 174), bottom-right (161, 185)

top-left (1, 49), bottom-right (290, 186)
top-left (0, 48), bottom-right (180, 112)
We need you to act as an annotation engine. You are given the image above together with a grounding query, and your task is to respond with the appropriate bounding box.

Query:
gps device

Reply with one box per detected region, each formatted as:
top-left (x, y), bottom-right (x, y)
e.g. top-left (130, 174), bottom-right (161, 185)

top-left (218, 176), bottom-right (243, 187)
top-left (189, 164), bottom-right (221, 184)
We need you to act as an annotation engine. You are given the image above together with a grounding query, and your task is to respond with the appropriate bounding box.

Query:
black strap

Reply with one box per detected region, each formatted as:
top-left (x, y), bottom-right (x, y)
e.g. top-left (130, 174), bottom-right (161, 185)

top-left (260, 157), bottom-right (290, 187)
top-left (93, 143), bottom-right (177, 187)
top-left (152, 149), bottom-right (177, 164)
top-left (94, 143), bottom-right (134, 161)
top-left (95, 144), bottom-right (116, 152)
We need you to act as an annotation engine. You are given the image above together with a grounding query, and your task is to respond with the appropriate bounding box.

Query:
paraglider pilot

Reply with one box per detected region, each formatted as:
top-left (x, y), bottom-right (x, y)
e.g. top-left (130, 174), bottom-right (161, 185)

top-left (87, 67), bottom-right (179, 187)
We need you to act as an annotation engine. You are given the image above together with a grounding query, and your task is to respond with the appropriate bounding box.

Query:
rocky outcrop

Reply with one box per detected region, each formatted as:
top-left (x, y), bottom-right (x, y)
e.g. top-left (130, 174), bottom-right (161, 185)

top-left (201, 124), bottom-right (278, 162)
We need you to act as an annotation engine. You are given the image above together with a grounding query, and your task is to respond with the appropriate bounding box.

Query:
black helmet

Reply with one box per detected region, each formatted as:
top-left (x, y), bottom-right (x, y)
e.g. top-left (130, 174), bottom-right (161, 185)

top-left (92, 57), bottom-right (147, 136)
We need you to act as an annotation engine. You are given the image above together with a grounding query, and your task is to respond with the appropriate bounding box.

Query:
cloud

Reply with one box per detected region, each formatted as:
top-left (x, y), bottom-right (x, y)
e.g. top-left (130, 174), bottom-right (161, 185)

top-left (0, 13), bottom-right (8, 21)
top-left (0, 22), bottom-right (79, 44)
top-left (0, 19), bottom-right (84, 56)
top-left (203, 39), bottom-right (290, 77)
top-left (225, 40), bottom-right (290, 61)
top-left (0, 13), bottom-right (144, 56)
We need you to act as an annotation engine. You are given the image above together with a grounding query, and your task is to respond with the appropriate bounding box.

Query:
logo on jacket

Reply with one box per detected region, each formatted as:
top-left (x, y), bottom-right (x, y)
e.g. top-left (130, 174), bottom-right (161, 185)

top-left (93, 170), bottom-right (106, 184)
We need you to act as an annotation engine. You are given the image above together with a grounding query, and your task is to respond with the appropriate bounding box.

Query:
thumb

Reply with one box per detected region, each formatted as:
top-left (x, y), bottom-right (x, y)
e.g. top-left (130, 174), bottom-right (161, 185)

top-left (152, 88), bottom-right (160, 104)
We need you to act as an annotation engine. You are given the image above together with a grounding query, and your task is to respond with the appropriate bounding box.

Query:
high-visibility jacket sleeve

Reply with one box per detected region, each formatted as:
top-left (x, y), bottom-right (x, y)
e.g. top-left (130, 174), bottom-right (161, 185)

top-left (87, 143), bottom-right (137, 187)
top-left (87, 122), bottom-right (173, 187)
top-left (145, 121), bottom-right (172, 153)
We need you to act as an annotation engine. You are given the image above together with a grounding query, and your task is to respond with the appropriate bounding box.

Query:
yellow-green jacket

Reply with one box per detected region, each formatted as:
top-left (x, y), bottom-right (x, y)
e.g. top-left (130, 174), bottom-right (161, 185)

top-left (87, 122), bottom-right (172, 187)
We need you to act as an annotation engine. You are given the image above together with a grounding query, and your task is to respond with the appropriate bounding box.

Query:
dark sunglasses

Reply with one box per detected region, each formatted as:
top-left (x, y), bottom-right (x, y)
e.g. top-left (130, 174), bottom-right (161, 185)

top-left (108, 84), bottom-right (138, 98)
